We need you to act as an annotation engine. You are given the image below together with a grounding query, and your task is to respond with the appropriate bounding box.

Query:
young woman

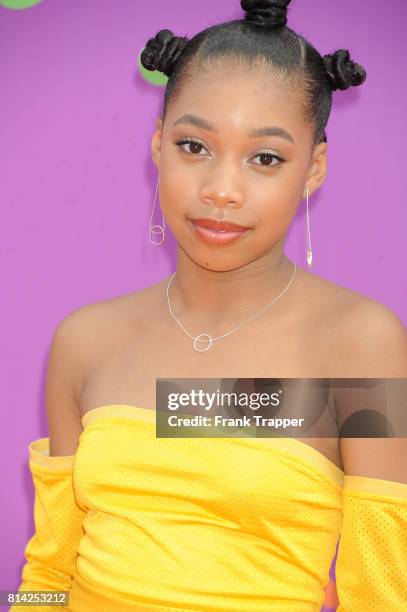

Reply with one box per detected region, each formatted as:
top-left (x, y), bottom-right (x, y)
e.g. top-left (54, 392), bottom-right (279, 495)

top-left (13, 1), bottom-right (407, 610)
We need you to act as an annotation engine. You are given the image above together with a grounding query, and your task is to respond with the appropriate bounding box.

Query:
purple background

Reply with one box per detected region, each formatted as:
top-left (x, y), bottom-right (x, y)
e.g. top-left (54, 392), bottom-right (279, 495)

top-left (2, 0), bottom-right (406, 608)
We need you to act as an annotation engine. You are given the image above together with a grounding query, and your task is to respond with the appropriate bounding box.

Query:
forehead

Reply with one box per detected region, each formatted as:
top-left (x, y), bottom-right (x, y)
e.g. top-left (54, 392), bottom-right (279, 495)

top-left (166, 61), bottom-right (308, 141)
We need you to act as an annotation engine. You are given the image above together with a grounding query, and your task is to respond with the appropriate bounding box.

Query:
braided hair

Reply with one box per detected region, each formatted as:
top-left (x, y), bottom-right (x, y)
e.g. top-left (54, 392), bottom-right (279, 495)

top-left (140, 0), bottom-right (367, 147)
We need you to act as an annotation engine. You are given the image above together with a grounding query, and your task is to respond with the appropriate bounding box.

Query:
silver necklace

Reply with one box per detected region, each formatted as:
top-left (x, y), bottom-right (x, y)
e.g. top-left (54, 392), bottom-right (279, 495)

top-left (166, 263), bottom-right (297, 352)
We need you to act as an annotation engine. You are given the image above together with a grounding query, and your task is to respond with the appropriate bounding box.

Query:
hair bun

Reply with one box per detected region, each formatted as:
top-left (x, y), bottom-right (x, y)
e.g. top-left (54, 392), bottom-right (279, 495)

top-left (323, 49), bottom-right (367, 91)
top-left (241, 0), bottom-right (291, 29)
top-left (140, 29), bottom-right (189, 77)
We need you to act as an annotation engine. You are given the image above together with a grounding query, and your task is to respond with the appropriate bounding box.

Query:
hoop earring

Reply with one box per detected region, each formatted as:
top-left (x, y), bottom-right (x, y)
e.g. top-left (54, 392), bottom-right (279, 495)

top-left (149, 177), bottom-right (165, 245)
top-left (305, 186), bottom-right (313, 267)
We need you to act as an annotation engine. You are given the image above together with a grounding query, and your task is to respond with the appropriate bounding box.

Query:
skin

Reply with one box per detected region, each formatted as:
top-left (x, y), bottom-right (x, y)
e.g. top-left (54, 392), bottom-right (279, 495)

top-left (150, 61), bottom-right (327, 334)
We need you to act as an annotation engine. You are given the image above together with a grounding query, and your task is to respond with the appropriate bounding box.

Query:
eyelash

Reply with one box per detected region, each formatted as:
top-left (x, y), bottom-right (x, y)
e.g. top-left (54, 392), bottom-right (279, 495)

top-left (174, 137), bottom-right (285, 168)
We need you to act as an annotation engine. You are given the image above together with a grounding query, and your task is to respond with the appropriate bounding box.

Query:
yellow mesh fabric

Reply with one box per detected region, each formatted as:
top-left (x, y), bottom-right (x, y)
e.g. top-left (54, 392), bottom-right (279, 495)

top-left (12, 438), bottom-right (86, 611)
top-left (13, 405), bottom-right (406, 611)
top-left (335, 475), bottom-right (407, 611)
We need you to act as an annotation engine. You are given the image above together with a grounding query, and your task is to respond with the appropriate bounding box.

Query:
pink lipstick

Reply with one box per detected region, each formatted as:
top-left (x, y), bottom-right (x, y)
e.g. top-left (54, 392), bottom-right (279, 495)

top-left (189, 218), bottom-right (251, 246)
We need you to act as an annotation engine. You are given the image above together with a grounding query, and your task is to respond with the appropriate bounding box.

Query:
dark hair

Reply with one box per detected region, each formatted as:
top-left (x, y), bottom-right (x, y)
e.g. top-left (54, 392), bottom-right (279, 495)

top-left (140, 0), bottom-right (367, 148)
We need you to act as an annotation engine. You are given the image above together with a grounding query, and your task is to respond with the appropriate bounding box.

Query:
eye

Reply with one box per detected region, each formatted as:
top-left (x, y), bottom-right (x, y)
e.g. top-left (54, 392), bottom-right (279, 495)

top-left (250, 151), bottom-right (285, 168)
top-left (175, 137), bottom-right (209, 156)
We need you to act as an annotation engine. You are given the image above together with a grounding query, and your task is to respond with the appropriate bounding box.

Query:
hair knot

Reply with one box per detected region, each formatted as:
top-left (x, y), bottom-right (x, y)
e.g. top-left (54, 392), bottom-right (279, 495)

top-left (241, 0), bottom-right (291, 29)
top-left (323, 49), bottom-right (367, 91)
top-left (140, 29), bottom-right (189, 77)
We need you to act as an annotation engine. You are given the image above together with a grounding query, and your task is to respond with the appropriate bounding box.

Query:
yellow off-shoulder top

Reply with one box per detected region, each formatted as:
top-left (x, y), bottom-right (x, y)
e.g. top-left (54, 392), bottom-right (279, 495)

top-left (12, 405), bottom-right (407, 611)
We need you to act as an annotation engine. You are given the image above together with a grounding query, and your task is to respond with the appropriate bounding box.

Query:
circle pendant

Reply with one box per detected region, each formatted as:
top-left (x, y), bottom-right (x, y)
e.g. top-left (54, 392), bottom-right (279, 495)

top-left (150, 225), bottom-right (165, 245)
top-left (193, 334), bottom-right (213, 352)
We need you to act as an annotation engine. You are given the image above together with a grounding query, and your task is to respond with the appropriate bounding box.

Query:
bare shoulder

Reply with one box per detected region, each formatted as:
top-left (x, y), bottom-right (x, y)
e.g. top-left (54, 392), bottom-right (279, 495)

top-left (288, 270), bottom-right (407, 482)
top-left (298, 269), bottom-right (407, 376)
top-left (45, 281), bottom-right (166, 455)
top-left (335, 297), bottom-right (407, 376)
top-left (59, 278), bottom-right (166, 364)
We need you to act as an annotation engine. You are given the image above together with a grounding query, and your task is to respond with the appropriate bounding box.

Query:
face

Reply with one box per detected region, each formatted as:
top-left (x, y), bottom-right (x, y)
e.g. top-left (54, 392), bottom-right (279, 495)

top-left (151, 62), bottom-right (327, 272)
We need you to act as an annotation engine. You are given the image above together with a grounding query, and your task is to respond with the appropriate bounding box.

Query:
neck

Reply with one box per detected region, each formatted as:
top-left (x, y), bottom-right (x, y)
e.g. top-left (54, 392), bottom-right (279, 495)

top-left (166, 247), bottom-right (297, 335)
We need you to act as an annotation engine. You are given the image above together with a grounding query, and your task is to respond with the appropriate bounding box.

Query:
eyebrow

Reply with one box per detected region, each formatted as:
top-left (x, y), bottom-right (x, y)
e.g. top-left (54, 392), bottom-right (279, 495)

top-left (173, 113), bottom-right (296, 144)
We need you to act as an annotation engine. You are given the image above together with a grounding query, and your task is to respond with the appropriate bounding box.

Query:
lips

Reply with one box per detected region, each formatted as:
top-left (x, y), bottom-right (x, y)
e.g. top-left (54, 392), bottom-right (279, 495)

top-left (189, 218), bottom-right (251, 246)
top-left (189, 218), bottom-right (250, 232)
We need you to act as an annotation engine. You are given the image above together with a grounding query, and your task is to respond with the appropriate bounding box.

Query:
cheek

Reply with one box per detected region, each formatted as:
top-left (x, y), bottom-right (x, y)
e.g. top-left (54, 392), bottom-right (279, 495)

top-left (252, 188), bottom-right (299, 233)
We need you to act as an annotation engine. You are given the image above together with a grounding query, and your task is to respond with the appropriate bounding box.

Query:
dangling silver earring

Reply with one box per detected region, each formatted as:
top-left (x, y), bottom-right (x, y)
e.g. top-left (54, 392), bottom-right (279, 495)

top-left (149, 177), bottom-right (165, 245)
top-left (305, 185), bottom-right (313, 267)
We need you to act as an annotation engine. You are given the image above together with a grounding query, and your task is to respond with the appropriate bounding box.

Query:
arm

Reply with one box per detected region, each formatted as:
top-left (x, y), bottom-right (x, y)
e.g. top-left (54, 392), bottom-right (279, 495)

top-left (334, 303), bottom-right (407, 610)
top-left (12, 440), bottom-right (86, 599)
top-left (12, 312), bottom-right (87, 610)
top-left (335, 440), bottom-right (407, 611)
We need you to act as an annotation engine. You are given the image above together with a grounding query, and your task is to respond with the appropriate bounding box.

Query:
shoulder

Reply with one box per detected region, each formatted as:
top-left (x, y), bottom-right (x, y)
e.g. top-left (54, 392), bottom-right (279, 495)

top-left (60, 277), bottom-right (166, 329)
top-left (333, 296), bottom-right (407, 377)
top-left (296, 269), bottom-right (407, 376)
top-left (54, 278), bottom-right (165, 370)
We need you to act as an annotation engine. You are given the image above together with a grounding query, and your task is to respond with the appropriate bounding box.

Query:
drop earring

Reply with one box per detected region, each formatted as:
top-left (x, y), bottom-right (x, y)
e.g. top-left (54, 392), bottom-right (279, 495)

top-left (305, 185), bottom-right (313, 267)
top-left (149, 177), bottom-right (165, 245)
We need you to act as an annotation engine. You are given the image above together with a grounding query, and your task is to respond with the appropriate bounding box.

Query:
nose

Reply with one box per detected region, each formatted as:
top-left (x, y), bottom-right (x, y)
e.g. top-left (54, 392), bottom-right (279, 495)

top-left (199, 163), bottom-right (245, 210)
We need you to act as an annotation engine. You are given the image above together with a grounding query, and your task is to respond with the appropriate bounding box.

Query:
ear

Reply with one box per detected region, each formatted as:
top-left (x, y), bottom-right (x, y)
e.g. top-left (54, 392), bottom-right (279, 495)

top-left (151, 117), bottom-right (164, 170)
top-left (303, 141), bottom-right (328, 198)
